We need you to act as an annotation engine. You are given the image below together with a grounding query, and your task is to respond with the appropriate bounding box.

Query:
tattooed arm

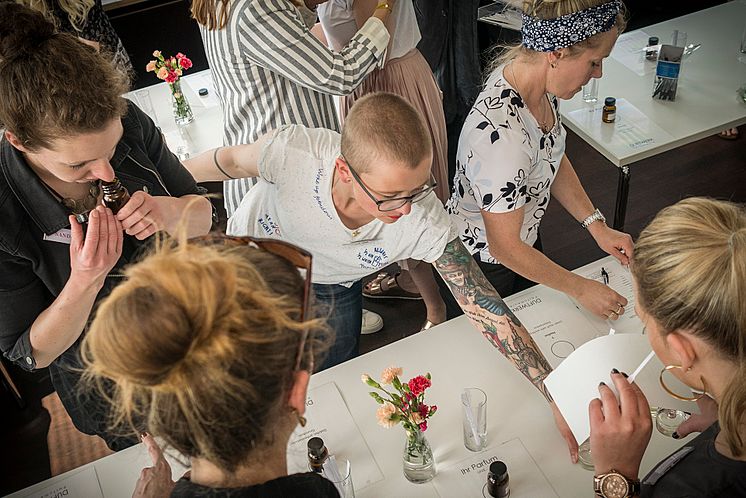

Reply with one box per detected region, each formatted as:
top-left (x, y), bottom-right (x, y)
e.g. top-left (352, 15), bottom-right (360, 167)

top-left (434, 237), bottom-right (579, 461)
top-left (434, 237), bottom-right (553, 401)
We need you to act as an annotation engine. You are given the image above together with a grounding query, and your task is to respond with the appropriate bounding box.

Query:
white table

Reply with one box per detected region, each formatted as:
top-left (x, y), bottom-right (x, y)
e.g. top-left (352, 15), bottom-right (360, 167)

top-left (11, 256), bottom-right (690, 498)
top-left (559, 1), bottom-right (746, 229)
top-left (126, 71), bottom-right (224, 158)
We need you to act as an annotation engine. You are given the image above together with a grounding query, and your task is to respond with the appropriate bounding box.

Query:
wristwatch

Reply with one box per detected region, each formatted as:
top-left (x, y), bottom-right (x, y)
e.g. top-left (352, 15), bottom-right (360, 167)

top-left (593, 470), bottom-right (640, 498)
top-left (580, 208), bottom-right (606, 229)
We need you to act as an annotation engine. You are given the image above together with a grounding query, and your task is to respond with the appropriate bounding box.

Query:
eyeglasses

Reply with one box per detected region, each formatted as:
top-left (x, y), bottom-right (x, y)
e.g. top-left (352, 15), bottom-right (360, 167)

top-left (343, 156), bottom-right (437, 212)
top-left (195, 234), bottom-right (313, 371)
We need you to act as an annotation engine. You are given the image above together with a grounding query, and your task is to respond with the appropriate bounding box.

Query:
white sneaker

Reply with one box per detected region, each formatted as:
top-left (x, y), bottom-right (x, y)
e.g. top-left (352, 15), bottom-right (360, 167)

top-left (361, 309), bottom-right (384, 335)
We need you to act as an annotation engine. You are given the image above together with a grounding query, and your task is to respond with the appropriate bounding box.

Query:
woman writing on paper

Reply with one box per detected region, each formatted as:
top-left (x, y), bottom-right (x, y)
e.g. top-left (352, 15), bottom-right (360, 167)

top-left (589, 197), bottom-right (746, 497)
top-left (443, 0), bottom-right (635, 321)
top-left (83, 237), bottom-right (339, 497)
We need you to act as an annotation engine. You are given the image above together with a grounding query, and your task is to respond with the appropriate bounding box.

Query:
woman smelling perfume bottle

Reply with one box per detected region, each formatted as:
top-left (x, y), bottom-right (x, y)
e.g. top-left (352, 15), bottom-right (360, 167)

top-left (101, 178), bottom-right (131, 214)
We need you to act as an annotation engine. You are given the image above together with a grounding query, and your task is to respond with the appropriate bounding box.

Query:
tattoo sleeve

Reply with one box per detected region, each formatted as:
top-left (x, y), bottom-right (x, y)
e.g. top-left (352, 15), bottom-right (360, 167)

top-left (434, 238), bottom-right (554, 402)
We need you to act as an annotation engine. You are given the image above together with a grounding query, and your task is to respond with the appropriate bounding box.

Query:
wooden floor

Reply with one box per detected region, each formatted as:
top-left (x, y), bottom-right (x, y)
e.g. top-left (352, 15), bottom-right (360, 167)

top-left (2, 127), bottom-right (744, 495)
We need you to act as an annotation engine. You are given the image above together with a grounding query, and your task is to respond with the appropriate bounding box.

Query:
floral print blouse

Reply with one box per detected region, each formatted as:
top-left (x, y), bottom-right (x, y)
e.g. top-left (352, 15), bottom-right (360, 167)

top-left (446, 64), bottom-right (566, 264)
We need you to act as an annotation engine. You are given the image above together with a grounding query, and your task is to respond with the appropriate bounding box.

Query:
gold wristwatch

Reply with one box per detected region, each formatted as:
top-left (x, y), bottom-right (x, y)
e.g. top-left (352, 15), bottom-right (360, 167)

top-left (375, 2), bottom-right (392, 13)
top-left (593, 470), bottom-right (640, 498)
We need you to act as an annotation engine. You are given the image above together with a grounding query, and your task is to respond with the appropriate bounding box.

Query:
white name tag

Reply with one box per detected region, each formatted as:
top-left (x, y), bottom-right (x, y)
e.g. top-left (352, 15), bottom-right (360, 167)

top-left (43, 228), bottom-right (72, 245)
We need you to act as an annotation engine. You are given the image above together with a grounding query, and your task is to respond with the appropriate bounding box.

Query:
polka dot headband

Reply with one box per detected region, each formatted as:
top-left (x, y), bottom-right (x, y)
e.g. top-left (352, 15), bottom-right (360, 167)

top-left (521, 0), bottom-right (622, 52)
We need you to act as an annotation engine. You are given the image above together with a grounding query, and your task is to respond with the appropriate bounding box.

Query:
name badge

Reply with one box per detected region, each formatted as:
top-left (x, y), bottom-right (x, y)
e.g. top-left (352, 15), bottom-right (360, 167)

top-left (43, 228), bottom-right (72, 245)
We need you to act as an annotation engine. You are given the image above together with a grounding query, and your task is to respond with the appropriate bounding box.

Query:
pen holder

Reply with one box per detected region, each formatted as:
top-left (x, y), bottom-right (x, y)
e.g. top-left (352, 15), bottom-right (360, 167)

top-left (652, 45), bottom-right (684, 101)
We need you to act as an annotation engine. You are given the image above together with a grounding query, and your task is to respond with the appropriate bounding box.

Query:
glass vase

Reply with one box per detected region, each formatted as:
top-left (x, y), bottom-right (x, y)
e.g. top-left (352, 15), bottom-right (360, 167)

top-left (169, 80), bottom-right (194, 126)
top-left (402, 429), bottom-right (436, 483)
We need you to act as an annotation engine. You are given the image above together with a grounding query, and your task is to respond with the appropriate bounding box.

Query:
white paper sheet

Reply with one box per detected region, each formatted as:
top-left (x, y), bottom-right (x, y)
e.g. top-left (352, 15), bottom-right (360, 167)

top-left (567, 99), bottom-right (674, 152)
top-left (286, 382), bottom-right (384, 492)
top-left (611, 30), bottom-right (657, 76)
top-left (573, 258), bottom-right (642, 335)
top-left (25, 467), bottom-right (103, 498)
top-left (183, 72), bottom-right (220, 108)
top-left (544, 334), bottom-right (699, 444)
top-left (506, 288), bottom-right (602, 369)
top-left (432, 438), bottom-right (558, 498)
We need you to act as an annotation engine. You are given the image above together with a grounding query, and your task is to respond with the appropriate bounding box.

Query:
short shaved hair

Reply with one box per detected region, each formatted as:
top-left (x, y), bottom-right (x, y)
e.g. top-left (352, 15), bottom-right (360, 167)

top-left (340, 92), bottom-right (432, 173)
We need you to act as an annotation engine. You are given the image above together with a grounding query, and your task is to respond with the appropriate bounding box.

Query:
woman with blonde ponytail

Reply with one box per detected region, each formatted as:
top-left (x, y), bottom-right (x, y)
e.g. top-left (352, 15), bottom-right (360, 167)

top-left (588, 197), bottom-right (746, 497)
top-left (82, 237), bottom-right (337, 497)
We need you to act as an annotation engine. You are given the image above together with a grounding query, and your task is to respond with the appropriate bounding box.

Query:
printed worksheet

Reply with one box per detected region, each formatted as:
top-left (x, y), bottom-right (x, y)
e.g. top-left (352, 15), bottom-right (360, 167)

top-left (506, 287), bottom-right (602, 369)
top-left (610, 30), bottom-right (656, 76)
top-left (286, 382), bottom-right (384, 491)
top-left (183, 71), bottom-right (220, 108)
top-left (432, 438), bottom-right (558, 497)
top-left (24, 467), bottom-right (103, 498)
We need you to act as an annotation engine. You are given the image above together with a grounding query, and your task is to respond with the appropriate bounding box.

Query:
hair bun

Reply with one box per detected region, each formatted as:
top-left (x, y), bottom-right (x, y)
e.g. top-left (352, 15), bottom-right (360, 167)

top-left (0, 3), bottom-right (56, 63)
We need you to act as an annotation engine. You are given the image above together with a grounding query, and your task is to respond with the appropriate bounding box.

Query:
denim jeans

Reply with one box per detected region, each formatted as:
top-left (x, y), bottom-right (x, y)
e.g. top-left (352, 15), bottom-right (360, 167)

top-left (313, 280), bottom-right (363, 371)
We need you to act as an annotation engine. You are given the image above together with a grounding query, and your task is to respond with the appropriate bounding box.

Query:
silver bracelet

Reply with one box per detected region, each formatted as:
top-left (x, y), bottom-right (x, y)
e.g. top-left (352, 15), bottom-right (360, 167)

top-left (580, 208), bottom-right (606, 229)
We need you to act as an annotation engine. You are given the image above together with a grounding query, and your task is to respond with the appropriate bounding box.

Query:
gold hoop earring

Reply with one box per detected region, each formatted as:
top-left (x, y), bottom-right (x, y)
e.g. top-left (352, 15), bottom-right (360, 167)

top-left (293, 409), bottom-right (307, 427)
top-left (659, 365), bottom-right (706, 402)
top-left (550, 61), bottom-right (557, 69)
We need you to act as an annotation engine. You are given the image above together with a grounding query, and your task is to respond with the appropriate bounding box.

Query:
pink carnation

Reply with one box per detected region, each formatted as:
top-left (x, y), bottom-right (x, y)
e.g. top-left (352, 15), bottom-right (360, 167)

top-left (179, 57), bottom-right (193, 70)
top-left (408, 375), bottom-right (431, 396)
top-left (419, 421), bottom-right (428, 432)
top-left (418, 403), bottom-right (430, 418)
top-left (164, 70), bottom-right (178, 84)
top-left (152, 50), bottom-right (161, 57)
top-left (156, 66), bottom-right (169, 80)
top-left (376, 402), bottom-right (397, 428)
top-left (145, 60), bottom-right (157, 72)
top-left (176, 52), bottom-right (186, 59)
top-left (380, 366), bottom-right (402, 385)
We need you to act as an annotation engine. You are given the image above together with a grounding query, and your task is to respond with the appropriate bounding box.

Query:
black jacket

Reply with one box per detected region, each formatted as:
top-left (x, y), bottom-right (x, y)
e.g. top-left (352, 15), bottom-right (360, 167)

top-left (0, 100), bottom-right (206, 445)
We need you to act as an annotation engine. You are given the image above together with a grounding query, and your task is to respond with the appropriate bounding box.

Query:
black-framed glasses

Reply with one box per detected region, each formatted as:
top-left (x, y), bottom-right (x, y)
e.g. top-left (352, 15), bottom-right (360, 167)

top-left (343, 156), bottom-right (437, 212)
top-left (195, 234), bottom-right (313, 371)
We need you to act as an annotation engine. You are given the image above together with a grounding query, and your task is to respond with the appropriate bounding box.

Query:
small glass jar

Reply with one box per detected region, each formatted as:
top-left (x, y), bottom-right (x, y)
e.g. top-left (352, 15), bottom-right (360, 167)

top-left (646, 36), bottom-right (659, 61)
top-left (101, 178), bottom-right (131, 214)
top-left (486, 461), bottom-right (510, 497)
top-left (602, 97), bottom-right (617, 123)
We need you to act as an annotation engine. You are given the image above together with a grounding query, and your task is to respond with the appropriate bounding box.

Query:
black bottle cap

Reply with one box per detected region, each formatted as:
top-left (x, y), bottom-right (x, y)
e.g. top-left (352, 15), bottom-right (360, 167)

top-left (604, 97), bottom-right (616, 106)
top-left (648, 36), bottom-right (659, 45)
top-left (198, 87), bottom-right (209, 96)
top-left (307, 437), bottom-right (325, 456)
top-left (489, 461), bottom-right (508, 481)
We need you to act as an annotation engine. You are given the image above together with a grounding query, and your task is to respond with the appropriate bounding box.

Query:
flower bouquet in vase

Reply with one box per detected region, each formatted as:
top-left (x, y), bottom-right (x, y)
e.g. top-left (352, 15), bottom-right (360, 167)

top-left (362, 367), bottom-right (438, 483)
top-left (146, 50), bottom-right (194, 125)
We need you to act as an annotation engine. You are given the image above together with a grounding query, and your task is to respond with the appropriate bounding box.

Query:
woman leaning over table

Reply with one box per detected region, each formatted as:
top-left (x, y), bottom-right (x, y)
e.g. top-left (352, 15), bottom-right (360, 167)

top-left (442, 0), bottom-right (635, 321)
top-left (0, 3), bottom-right (212, 450)
top-left (589, 197), bottom-right (746, 498)
top-left (82, 236), bottom-right (337, 497)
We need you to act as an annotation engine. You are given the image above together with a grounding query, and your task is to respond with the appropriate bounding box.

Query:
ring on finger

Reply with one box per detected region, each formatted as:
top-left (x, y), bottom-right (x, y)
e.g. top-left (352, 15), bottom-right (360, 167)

top-left (609, 310), bottom-right (619, 318)
top-left (615, 303), bottom-right (624, 314)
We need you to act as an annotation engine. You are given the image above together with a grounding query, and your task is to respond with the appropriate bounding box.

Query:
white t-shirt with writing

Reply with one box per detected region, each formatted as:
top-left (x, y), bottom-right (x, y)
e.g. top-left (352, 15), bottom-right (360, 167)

top-left (228, 125), bottom-right (456, 286)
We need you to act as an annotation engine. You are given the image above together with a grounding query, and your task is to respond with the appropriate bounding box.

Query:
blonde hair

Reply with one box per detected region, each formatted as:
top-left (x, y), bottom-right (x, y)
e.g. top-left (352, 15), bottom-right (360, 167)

top-left (16, 0), bottom-right (95, 32)
top-left (488, 0), bottom-right (628, 73)
top-left (632, 197), bottom-right (746, 457)
top-left (82, 238), bottom-right (329, 472)
top-left (341, 92), bottom-right (432, 173)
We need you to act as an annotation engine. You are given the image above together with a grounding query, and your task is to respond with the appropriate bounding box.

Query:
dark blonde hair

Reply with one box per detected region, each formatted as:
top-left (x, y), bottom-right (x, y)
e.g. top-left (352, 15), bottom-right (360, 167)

top-left (341, 92), bottom-right (432, 173)
top-left (632, 197), bottom-right (746, 457)
top-left (16, 0), bottom-right (95, 32)
top-left (488, 0), bottom-right (628, 72)
top-left (0, 3), bottom-right (129, 150)
top-left (82, 238), bottom-right (329, 472)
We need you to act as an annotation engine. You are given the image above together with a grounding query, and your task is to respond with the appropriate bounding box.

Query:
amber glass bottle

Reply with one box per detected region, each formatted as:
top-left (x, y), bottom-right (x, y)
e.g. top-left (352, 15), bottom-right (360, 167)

top-left (101, 178), bottom-right (131, 214)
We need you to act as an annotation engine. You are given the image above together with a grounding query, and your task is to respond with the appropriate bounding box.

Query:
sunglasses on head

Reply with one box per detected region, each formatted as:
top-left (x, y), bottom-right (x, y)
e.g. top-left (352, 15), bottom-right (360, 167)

top-left (195, 234), bottom-right (313, 371)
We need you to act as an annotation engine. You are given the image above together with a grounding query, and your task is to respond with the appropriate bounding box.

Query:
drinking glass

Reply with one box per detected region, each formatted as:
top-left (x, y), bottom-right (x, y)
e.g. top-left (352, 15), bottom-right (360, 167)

top-left (461, 388), bottom-right (488, 452)
top-left (582, 79), bottom-right (598, 103)
top-left (740, 21), bottom-right (746, 54)
top-left (671, 30), bottom-right (687, 48)
top-left (134, 89), bottom-right (159, 128)
top-left (325, 457), bottom-right (355, 498)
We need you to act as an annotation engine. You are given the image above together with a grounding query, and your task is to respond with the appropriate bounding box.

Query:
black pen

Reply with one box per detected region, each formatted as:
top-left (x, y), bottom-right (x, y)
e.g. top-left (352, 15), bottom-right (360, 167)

top-left (601, 267), bottom-right (610, 285)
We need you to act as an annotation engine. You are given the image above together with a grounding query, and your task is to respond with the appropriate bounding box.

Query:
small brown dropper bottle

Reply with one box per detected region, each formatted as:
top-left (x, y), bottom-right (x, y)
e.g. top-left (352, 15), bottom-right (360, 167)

top-left (307, 437), bottom-right (329, 474)
top-left (487, 460), bottom-right (510, 497)
top-left (101, 178), bottom-right (131, 214)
